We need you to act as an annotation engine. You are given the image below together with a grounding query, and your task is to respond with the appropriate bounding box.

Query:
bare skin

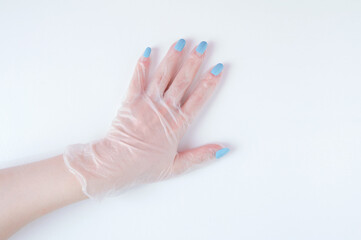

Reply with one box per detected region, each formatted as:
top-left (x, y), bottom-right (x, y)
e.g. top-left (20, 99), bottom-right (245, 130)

top-left (0, 156), bottom-right (87, 239)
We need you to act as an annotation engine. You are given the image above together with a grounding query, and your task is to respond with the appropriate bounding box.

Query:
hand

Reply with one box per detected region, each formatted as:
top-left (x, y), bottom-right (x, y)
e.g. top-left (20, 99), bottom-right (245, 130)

top-left (64, 39), bottom-right (229, 199)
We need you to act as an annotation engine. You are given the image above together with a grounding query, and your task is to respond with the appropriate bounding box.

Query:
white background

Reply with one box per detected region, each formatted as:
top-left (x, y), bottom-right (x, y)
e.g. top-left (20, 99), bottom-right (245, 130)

top-left (1, 0), bottom-right (361, 239)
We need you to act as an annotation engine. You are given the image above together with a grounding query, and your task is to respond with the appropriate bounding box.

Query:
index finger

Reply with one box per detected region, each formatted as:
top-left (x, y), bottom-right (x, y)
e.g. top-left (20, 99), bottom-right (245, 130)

top-left (181, 63), bottom-right (224, 121)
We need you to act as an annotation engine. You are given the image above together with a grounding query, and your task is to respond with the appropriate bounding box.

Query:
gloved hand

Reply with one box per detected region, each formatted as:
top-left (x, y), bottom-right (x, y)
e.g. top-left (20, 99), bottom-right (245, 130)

top-left (64, 39), bottom-right (229, 199)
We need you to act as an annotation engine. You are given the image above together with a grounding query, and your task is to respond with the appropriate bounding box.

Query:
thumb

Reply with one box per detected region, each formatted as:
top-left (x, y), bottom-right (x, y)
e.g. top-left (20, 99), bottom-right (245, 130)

top-left (172, 144), bottom-right (230, 176)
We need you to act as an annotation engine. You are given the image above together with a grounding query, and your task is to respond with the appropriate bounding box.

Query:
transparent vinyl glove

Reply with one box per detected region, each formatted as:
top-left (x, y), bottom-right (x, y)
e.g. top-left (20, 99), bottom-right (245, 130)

top-left (64, 39), bottom-right (229, 199)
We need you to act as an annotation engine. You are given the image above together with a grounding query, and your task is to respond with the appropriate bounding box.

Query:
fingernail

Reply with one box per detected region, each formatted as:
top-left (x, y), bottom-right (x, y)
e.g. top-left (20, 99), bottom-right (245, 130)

top-left (215, 148), bottom-right (230, 159)
top-left (196, 41), bottom-right (208, 55)
top-left (143, 47), bottom-right (151, 58)
top-left (211, 63), bottom-right (224, 76)
top-left (174, 39), bottom-right (186, 52)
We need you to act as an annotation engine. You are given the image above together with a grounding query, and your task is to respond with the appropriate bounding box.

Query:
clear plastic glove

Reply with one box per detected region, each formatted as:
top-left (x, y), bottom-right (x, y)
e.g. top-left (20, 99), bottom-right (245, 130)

top-left (64, 39), bottom-right (229, 199)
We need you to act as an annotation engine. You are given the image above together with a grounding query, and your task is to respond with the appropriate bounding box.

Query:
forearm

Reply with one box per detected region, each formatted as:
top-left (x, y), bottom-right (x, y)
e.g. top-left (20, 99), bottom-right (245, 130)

top-left (0, 155), bottom-right (87, 239)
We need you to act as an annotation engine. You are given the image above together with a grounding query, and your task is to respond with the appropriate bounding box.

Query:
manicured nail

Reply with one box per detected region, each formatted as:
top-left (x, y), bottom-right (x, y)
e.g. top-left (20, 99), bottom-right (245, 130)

top-left (174, 39), bottom-right (186, 51)
top-left (196, 41), bottom-right (208, 55)
top-left (143, 47), bottom-right (151, 58)
top-left (216, 148), bottom-right (230, 159)
top-left (211, 63), bottom-right (224, 76)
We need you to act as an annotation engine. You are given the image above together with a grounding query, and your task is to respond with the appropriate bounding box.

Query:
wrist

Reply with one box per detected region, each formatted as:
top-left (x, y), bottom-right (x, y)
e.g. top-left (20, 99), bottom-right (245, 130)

top-left (63, 139), bottom-right (129, 199)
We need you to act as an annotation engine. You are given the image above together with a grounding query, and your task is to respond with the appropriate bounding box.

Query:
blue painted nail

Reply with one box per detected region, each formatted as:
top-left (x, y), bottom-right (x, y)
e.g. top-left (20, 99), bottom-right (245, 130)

top-left (211, 63), bottom-right (224, 76)
top-left (174, 39), bottom-right (186, 51)
top-left (143, 47), bottom-right (151, 58)
top-left (216, 148), bottom-right (230, 159)
top-left (196, 41), bottom-right (208, 55)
